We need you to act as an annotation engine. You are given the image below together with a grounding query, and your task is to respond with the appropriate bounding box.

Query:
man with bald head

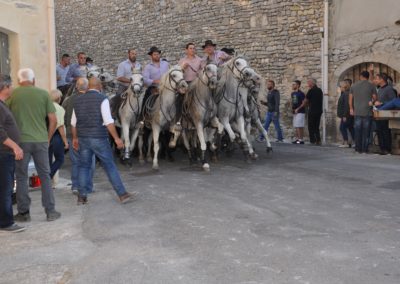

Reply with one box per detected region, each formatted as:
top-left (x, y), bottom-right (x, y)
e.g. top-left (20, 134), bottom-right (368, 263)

top-left (71, 77), bottom-right (135, 205)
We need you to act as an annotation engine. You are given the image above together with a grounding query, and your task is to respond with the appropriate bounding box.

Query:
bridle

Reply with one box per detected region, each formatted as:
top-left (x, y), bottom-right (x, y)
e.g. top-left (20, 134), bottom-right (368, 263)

top-left (228, 57), bottom-right (252, 82)
top-left (165, 68), bottom-right (186, 93)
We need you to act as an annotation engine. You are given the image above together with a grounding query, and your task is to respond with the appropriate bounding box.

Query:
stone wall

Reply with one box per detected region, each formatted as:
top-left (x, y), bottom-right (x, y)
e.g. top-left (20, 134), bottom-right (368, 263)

top-left (55, 0), bottom-right (325, 140)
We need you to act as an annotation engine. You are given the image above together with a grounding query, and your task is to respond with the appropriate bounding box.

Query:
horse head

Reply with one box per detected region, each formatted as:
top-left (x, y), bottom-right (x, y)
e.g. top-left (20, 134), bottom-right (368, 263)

top-left (227, 56), bottom-right (253, 81)
top-left (129, 71), bottom-right (144, 95)
top-left (164, 65), bottom-right (188, 94)
top-left (203, 62), bottom-right (218, 89)
top-left (243, 68), bottom-right (261, 97)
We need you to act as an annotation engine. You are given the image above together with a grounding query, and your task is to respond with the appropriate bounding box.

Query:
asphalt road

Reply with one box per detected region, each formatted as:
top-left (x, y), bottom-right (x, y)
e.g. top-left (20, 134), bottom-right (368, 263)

top-left (1, 143), bottom-right (399, 284)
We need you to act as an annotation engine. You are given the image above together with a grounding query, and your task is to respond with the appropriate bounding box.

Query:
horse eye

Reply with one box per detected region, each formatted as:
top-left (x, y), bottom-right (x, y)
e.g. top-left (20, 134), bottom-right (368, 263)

top-left (235, 61), bottom-right (240, 66)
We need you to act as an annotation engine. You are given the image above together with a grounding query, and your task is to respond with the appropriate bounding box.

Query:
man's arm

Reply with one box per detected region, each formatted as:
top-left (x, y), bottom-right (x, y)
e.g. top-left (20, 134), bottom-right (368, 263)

top-left (0, 119), bottom-right (23, 160)
top-left (349, 93), bottom-right (354, 116)
top-left (116, 62), bottom-right (131, 84)
top-left (275, 90), bottom-right (280, 114)
top-left (47, 112), bottom-right (57, 142)
top-left (101, 100), bottom-right (124, 149)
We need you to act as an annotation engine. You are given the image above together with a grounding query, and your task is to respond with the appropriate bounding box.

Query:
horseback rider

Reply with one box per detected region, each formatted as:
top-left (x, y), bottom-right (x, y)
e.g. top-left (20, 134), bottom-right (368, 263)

top-left (111, 48), bottom-right (142, 117)
top-left (201, 40), bottom-right (231, 67)
top-left (141, 46), bottom-right (169, 122)
top-left (178, 42), bottom-right (202, 84)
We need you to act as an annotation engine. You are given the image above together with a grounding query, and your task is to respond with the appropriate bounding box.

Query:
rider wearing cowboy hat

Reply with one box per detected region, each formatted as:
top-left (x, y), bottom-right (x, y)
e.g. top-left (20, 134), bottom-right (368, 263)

top-left (201, 40), bottom-right (231, 67)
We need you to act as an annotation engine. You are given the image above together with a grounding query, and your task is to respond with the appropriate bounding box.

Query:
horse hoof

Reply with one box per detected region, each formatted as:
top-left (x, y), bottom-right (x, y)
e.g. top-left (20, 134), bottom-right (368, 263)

top-left (139, 159), bottom-right (145, 165)
top-left (266, 147), bottom-right (273, 153)
top-left (147, 157), bottom-right (153, 163)
top-left (202, 163), bottom-right (210, 171)
top-left (250, 153), bottom-right (258, 160)
top-left (152, 165), bottom-right (159, 171)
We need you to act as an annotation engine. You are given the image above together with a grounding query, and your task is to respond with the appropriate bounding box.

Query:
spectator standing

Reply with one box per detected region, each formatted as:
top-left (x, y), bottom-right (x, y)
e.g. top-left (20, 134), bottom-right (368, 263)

top-left (0, 74), bottom-right (25, 232)
top-left (373, 73), bottom-right (397, 155)
top-left (349, 71), bottom-right (377, 154)
top-left (290, 80), bottom-right (306, 144)
top-left (62, 78), bottom-right (95, 195)
top-left (337, 80), bottom-right (354, 148)
top-left (48, 89), bottom-right (68, 181)
top-left (7, 68), bottom-right (61, 222)
top-left (305, 78), bottom-right (323, 145)
top-left (71, 77), bottom-right (135, 204)
top-left (258, 80), bottom-right (284, 142)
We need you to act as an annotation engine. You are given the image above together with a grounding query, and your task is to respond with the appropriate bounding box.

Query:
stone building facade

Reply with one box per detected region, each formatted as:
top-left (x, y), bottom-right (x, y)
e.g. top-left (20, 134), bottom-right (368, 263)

top-left (54, 0), bottom-right (400, 142)
top-left (0, 0), bottom-right (57, 90)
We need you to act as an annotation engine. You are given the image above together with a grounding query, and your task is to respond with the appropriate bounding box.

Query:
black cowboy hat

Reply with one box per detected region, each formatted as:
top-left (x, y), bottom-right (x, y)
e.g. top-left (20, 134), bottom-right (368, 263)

top-left (202, 40), bottom-right (217, 49)
top-left (147, 46), bottom-right (162, 55)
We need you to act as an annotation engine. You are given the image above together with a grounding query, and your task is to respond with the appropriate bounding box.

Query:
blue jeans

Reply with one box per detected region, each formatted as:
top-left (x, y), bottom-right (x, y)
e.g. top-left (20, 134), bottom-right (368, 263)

top-left (339, 117), bottom-right (354, 142)
top-left (354, 116), bottom-right (371, 153)
top-left (49, 132), bottom-right (65, 178)
top-left (0, 153), bottom-right (15, 228)
top-left (77, 137), bottom-right (126, 197)
top-left (377, 98), bottom-right (400, 110)
top-left (260, 112), bottom-right (283, 141)
top-left (68, 138), bottom-right (94, 192)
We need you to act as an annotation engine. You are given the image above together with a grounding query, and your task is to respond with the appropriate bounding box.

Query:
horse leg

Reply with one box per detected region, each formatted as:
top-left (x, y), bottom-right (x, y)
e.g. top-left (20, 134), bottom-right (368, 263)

top-left (195, 122), bottom-right (210, 171)
top-left (152, 125), bottom-right (161, 170)
top-left (237, 117), bottom-right (252, 161)
top-left (138, 131), bottom-right (145, 164)
top-left (146, 131), bottom-right (153, 163)
top-left (256, 118), bottom-right (273, 153)
top-left (210, 116), bottom-right (224, 150)
top-left (168, 123), bottom-right (182, 148)
top-left (181, 129), bottom-right (194, 165)
top-left (245, 119), bottom-right (258, 160)
top-left (220, 117), bottom-right (236, 142)
top-left (121, 119), bottom-right (131, 161)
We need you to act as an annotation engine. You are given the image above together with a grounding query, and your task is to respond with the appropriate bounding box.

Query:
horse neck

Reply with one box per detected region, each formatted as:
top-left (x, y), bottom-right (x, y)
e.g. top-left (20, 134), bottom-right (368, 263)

top-left (159, 88), bottom-right (176, 107)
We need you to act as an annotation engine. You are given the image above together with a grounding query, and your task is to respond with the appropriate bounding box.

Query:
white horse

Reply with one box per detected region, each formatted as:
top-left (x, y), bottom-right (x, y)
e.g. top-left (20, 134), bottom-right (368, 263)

top-left (87, 67), bottom-right (116, 98)
top-left (118, 71), bottom-right (145, 161)
top-left (242, 68), bottom-right (273, 154)
top-left (181, 62), bottom-right (224, 171)
top-left (215, 56), bottom-right (254, 160)
top-left (144, 66), bottom-right (188, 170)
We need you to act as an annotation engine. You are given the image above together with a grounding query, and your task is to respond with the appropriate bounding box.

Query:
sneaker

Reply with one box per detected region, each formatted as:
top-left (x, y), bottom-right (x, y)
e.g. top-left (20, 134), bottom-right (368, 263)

top-left (275, 139), bottom-right (283, 143)
top-left (292, 140), bottom-right (299, 144)
top-left (119, 192), bottom-right (137, 204)
top-left (77, 195), bottom-right (88, 205)
top-left (46, 210), bottom-right (61, 222)
top-left (296, 140), bottom-right (305, 145)
top-left (14, 212), bottom-right (31, 222)
top-left (71, 188), bottom-right (79, 195)
top-left (256, 137), bottom-right (265, 143)
top-left (0, 224), bottom-right (26, 233)
top-left (338, 144), bottom-right (348, 148)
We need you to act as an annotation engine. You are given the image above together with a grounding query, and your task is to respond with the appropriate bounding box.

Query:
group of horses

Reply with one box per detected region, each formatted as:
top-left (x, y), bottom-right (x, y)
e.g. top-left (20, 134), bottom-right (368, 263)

top-left (85, 56), bottom-right (272, 171)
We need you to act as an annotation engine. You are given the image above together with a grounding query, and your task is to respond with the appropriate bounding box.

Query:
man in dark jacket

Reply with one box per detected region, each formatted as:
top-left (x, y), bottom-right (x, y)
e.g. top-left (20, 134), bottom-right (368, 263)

top-left (305, 78), bottom-right (323, 145)
top-left (258, 80), bottom-right (284, 142)
top-left (373, 73), bottom-right (397, 154)
top-left (0, 74), bottom-right (25, 232)
top-left (337, 80), bottom-right (354, 147)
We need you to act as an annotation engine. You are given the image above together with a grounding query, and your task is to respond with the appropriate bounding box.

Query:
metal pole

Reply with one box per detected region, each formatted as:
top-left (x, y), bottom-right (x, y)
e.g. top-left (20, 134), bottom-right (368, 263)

top-left (322, 0), bottom-right (329, 144)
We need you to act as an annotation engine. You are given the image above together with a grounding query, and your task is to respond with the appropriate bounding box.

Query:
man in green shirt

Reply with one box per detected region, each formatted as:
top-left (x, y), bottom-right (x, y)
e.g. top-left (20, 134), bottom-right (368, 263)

top-left (7, 68), bottom-right (61, 222)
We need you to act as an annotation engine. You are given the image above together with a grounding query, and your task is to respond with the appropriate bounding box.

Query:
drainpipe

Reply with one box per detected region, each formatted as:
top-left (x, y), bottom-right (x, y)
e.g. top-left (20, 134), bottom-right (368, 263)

top-left (47, 0), bottom-right (56, 90)
top-left (322, 0), bottom-right (329, 144)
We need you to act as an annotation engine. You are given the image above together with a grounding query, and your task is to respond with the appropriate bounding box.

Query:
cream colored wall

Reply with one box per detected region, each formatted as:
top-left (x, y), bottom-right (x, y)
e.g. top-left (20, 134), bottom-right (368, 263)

top-left (0, 0), bottom-right (56, 91)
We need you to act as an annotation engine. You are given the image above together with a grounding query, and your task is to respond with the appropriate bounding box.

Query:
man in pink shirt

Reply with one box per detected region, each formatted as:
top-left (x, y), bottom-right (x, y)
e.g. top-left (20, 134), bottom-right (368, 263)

top-left (178, 43), bottom-right (202, 83)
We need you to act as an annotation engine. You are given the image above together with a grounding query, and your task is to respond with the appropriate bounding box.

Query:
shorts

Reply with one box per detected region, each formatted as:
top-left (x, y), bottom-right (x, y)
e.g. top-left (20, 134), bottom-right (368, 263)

top-left (293, 113), bottom-right (305, 128)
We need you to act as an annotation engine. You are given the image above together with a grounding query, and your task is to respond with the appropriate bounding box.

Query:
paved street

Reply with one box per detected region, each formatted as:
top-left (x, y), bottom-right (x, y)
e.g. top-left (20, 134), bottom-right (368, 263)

top-left (0, 143), bottom-right (399, 284)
